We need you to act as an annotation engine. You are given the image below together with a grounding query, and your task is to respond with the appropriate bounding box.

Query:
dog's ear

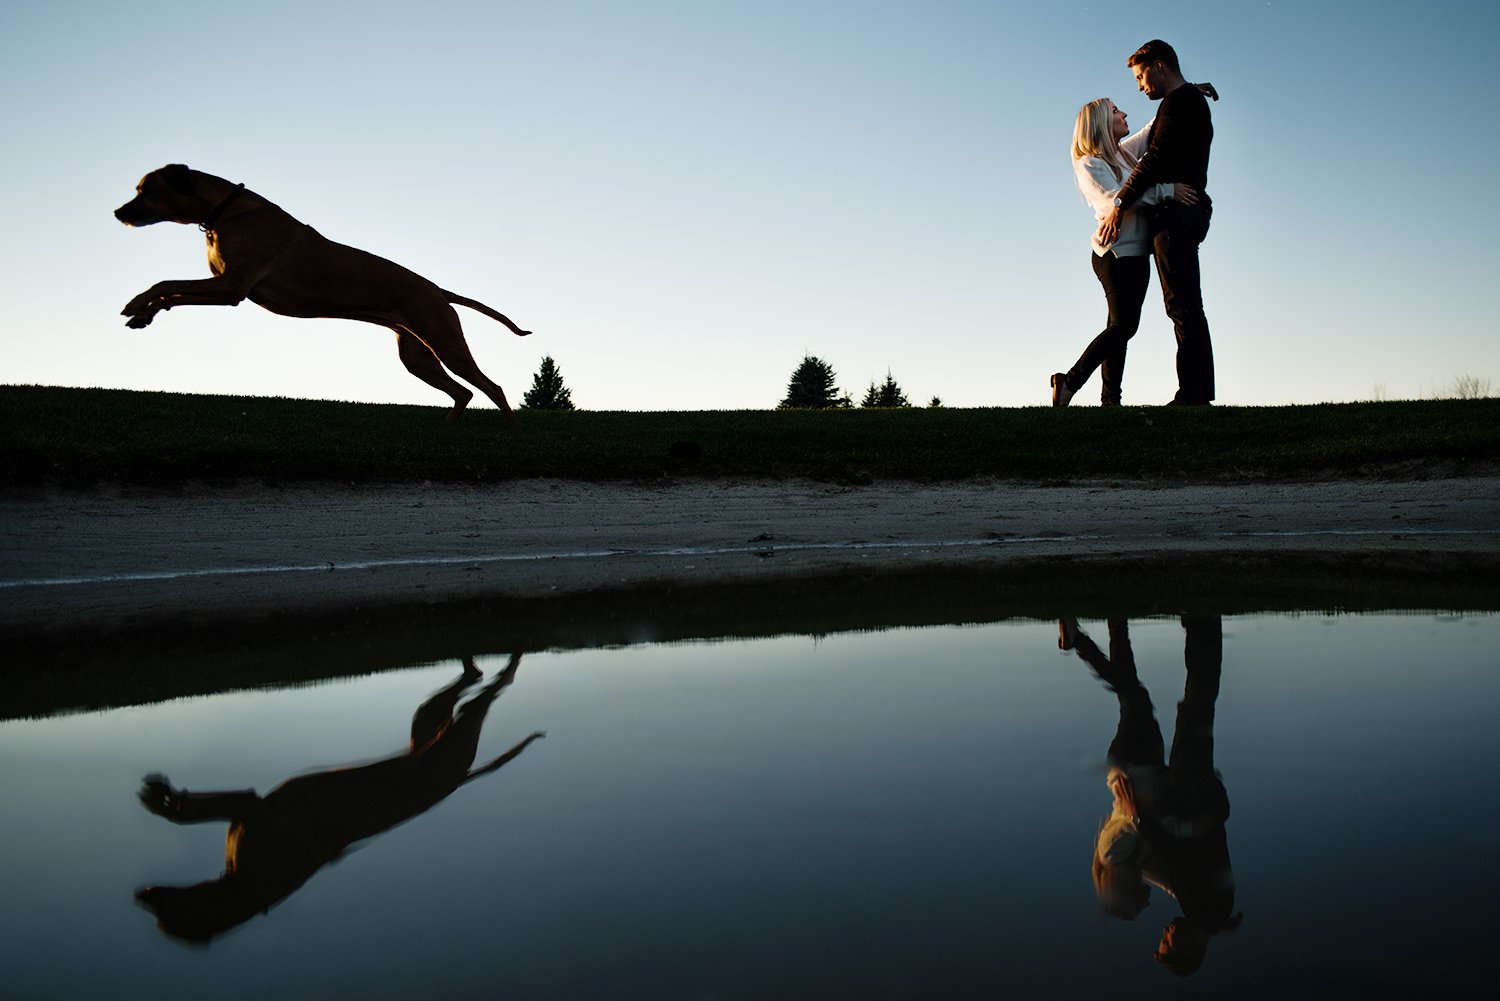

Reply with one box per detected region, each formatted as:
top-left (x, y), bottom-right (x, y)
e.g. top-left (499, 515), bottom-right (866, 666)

top-left (160, 164), bottom-right (196, 196)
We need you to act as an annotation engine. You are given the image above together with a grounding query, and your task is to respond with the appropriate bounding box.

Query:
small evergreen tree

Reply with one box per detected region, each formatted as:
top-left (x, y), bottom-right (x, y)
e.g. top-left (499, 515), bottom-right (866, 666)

top-left (779, 355), bottom-right (850, 409)
top-left (860, 371), bottom-right (911, 408)
top-left (520, 356), bottom-right (576, 410)
top-left (928, 396), bottom-right (943, 408)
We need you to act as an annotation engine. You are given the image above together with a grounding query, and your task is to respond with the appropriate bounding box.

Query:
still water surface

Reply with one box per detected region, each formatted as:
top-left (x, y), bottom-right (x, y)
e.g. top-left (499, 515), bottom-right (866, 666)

top-left (2, 610), bottom-right (1496, 999)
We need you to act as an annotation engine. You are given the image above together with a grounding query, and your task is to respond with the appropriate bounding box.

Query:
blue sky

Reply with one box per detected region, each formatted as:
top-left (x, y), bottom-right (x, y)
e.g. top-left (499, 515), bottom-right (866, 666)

top-left (2, 1), bottom-right (1496, 410)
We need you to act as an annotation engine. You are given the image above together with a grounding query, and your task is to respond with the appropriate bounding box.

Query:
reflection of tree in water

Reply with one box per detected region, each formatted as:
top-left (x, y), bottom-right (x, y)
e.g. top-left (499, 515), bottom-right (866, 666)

top-left (1062, 616), bottom-right (1242, 976)
top-left (135, 654), bottom-right (544, 943)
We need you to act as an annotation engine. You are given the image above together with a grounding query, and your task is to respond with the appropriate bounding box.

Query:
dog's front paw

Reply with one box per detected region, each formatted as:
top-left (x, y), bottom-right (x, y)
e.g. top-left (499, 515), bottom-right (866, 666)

top-left (138, 775), bottom-right (181, 816)
top-left (122, 291), bottom-right (156, 315)
top-left (123, 298), bottom-right (161, 328)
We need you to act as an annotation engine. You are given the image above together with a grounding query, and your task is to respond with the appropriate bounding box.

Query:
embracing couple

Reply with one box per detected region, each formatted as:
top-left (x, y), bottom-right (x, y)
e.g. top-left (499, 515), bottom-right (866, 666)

top-left (1052, 39), bottom-right (1217, 408)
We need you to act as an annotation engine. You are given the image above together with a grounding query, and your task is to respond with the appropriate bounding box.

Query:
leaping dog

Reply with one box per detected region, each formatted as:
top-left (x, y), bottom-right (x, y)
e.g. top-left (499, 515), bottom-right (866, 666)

top-left (115, 164), bottom-right (531, 421)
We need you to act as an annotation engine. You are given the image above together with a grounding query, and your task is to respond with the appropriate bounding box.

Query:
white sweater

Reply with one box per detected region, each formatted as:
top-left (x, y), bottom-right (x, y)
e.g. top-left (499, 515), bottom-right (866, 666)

top-left (1074, 122), bottom-right (1174, 257)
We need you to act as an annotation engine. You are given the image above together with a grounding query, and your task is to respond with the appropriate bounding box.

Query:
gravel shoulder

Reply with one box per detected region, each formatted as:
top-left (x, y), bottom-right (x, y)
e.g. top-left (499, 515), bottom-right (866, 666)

top-left (4, 476), bottom-right (1498, 633)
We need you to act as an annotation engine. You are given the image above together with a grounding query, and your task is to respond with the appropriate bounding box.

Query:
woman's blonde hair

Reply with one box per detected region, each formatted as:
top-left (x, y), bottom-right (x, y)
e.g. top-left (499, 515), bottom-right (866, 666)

top-left (1072, 98), bottom-right (1136, 180)
top-left (1093, 813), bottom-right (1150, 919)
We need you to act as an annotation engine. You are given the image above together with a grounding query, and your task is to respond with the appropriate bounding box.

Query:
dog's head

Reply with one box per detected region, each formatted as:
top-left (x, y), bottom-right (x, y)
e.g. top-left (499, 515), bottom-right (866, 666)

top-left (114, 164), bottom-right (199, 227)
top-left (135, 880), bottom-right (262, 944)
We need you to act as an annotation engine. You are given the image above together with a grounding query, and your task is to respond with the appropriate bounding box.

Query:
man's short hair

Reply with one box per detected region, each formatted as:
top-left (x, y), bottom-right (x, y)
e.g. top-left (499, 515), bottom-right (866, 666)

top-left (1128, 39), bottom-right (1180, 75)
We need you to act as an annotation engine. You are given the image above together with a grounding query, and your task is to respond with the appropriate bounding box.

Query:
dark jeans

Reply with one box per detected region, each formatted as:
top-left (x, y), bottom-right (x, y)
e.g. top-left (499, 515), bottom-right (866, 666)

top-left (1072, 620), bottom-right (1167, 768)
top-left (1170, 615), bottom-right (1227, 822)
top-left (1066, 252), bottom-right (1151, 405)
top-left (1151, 202), bottom-right (1215, 404)
top-left (1084, 615), bottom-right (1227, 823)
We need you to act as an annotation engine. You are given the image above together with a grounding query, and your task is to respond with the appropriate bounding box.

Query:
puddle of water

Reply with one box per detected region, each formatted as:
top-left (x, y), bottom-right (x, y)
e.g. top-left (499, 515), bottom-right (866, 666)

top-left (2, 609), bottom-right (1496, 999)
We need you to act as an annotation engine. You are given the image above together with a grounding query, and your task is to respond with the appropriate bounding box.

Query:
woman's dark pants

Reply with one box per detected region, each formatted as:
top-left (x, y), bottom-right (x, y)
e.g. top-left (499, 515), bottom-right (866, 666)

top-left (1067, 251), bottom-right (1151, 406)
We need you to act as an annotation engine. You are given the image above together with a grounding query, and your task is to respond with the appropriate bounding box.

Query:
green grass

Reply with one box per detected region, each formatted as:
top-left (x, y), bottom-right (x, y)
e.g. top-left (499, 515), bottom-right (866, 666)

top-left (3, 384), bottom-right (1497, 487)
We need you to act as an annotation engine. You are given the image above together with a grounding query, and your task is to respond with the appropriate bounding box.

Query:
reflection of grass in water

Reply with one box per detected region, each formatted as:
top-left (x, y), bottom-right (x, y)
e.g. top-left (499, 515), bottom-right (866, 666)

top-left (2, 385), bottom-right (1497, 487)
top-left (9, 556), bottom-right (1500, 721)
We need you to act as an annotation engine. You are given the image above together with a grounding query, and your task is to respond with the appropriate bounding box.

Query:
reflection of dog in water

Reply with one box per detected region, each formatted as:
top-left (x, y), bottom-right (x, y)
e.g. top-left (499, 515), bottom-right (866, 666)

top-left (135, 654), bottom-right (543, 943)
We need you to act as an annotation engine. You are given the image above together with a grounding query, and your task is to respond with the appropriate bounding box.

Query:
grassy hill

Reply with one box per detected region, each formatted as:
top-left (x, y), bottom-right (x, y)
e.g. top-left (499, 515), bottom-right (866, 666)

top-left (2, 384), bottom-right (1496, 488)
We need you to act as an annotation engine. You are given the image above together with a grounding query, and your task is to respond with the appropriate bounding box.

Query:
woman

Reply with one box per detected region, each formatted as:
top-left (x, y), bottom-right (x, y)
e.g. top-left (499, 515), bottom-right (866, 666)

top-left (1051, 96), bottom-right (1202, 407)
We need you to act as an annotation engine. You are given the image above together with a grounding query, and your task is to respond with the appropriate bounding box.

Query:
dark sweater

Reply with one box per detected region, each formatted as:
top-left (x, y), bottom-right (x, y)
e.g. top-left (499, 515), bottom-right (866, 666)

top-left (1117, 82), bottom-right (1213, 208)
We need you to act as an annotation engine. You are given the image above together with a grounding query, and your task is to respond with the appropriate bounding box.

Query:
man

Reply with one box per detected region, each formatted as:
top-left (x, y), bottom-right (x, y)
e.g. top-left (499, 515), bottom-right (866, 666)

top-left (1099, 40), bottom-right (1217, 405)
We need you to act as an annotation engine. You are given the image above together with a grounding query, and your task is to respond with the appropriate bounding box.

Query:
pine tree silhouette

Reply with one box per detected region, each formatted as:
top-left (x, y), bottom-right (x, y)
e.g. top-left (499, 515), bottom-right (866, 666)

top-left (860, 371), bottom-right (911, 408)
top-left (520, 356), bottom-right (576, 410)
top-left (778, 355), bottom-right (851, 409)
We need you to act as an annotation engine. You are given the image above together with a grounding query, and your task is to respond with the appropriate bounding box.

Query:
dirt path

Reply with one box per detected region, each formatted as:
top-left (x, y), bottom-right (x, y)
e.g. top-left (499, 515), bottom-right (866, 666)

top-left (4, 477), bottom-right (1498, 631)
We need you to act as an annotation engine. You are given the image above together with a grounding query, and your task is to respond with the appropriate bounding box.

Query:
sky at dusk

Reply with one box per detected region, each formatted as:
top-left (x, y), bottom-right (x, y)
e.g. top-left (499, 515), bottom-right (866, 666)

top-left (3, 0), bottom-right (1497, 411)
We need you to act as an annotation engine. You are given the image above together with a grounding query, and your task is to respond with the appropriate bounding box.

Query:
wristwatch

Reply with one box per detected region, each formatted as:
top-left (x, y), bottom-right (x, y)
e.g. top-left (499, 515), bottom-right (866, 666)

top-left (1113, 196), bottom-right (1124, 208)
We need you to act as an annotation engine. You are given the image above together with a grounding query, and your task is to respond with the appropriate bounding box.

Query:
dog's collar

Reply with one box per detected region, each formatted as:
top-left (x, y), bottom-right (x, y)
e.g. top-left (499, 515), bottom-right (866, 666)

top-left (199, 183), bottom-right (247, 232)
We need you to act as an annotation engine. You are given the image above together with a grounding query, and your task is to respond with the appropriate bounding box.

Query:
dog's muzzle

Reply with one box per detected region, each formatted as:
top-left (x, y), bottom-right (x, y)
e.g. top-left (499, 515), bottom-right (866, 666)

top-left (114, 196), bottom-right (167, 227)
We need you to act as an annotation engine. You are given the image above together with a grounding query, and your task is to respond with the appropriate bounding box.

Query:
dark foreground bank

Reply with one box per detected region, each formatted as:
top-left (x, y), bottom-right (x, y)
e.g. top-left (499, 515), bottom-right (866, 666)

top-left (9, 552), bottom-right (1500, 720)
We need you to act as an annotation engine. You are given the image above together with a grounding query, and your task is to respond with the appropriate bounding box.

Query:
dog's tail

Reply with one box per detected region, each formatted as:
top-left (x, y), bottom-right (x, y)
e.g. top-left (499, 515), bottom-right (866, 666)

top-left (443, 291), bottom-right (531, 337)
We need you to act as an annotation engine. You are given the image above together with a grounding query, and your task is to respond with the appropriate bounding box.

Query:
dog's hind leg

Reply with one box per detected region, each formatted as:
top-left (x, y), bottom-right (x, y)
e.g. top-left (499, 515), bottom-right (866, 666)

top-left (405, 304), bottom-right (516, 422)
top-left (394, 328), bottom-right (475, 420)
top-left (410, 664), bottom-right (484, 751)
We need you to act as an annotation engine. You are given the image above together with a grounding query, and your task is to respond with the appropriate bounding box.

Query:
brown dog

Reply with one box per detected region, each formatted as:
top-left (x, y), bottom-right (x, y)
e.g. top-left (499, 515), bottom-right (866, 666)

top-left (115, 164), bottom-right (531, 420)
top-left (135, 654), bottom-right (544, 942)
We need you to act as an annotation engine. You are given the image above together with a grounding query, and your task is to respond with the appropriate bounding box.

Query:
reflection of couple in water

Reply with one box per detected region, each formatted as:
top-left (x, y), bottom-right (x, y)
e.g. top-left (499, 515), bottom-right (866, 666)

top-left (135, 654), bottom-right (543, 943)
top-left (1062, 616), bottom-right (1241, 976)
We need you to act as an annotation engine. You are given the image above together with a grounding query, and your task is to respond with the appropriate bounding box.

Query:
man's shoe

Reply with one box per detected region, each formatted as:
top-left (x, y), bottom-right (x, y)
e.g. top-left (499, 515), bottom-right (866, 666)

top-left (1051, 374), bottom-right (1075, 407)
